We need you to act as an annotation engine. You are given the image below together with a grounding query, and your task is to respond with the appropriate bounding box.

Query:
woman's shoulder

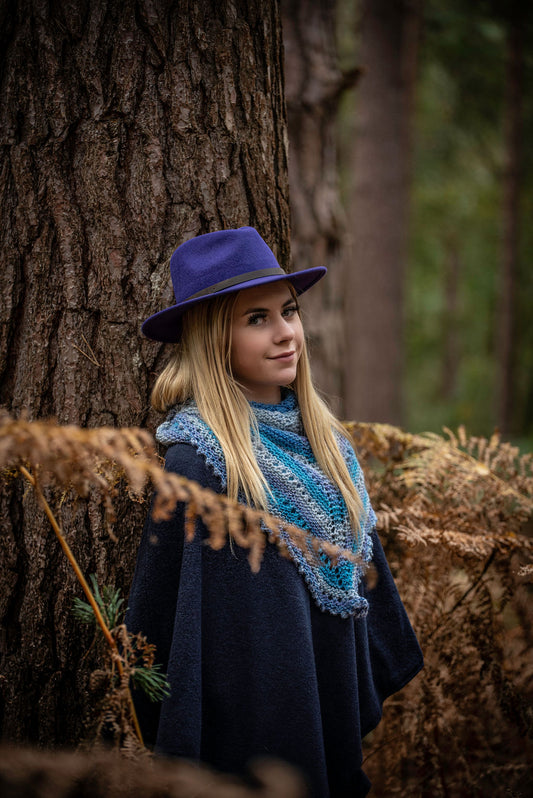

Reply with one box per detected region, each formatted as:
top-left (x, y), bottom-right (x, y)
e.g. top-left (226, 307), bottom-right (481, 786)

top-left (156, 402), bottom-right (219, 451)
top-left (163, 442), bottom-right (223, 493)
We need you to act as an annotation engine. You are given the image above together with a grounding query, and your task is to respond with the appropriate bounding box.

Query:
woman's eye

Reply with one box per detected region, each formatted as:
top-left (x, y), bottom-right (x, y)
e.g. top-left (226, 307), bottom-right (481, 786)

top-left (247, 313), bottom-right (266, 326)
top-left (283, 305), bottom-right (300, 318)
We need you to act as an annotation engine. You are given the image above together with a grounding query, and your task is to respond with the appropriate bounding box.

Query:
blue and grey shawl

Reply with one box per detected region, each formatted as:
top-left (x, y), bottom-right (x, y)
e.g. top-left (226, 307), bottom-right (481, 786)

top-left (156, 391), bottom-right (375, 618)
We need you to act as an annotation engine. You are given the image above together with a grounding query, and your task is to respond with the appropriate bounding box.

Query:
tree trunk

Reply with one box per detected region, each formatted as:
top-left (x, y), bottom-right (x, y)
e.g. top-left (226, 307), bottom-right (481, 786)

top-left (0, 0), bottom-right (289, 747)
top-left (282, 0), bottom-right (357, 414)
top-left (441, 239), bottom-right (461, 401)
top-left (496, 18), bottom-right (523, 436)
top-left (344, 0), bottom-right (421, 424)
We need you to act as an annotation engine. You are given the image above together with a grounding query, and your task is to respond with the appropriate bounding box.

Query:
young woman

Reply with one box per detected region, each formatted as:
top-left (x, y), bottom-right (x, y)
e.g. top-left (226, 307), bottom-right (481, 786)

top-left (126, 227), bottom-right (423, 797)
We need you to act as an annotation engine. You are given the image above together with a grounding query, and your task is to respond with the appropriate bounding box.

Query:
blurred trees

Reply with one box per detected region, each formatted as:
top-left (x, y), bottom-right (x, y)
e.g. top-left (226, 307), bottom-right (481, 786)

top-left (311, 0), bottom-right (533, 442)
top-left (403, 0), bottom-right (533, 443)
top-left (282, 0), bottom-right (356, 410)
top-left (497, 3), bottom-right (526, 435)
top-left (344, 0), bottom-right (422, 425)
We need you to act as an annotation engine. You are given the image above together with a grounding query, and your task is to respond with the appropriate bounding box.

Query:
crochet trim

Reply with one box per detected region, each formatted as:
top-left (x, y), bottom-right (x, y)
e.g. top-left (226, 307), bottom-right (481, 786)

top-left (156, 392), bottom-right (375, 618)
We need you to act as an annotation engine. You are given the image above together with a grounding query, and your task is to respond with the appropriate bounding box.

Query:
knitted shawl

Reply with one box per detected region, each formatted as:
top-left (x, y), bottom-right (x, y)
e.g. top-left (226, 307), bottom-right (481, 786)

top-left (156, 391), bottom-right (375, 618)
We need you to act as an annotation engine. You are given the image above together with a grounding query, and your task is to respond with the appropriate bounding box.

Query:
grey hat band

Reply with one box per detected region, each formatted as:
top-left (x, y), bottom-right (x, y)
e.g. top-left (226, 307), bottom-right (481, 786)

top-left (186, 267), bottom-right (286, 301)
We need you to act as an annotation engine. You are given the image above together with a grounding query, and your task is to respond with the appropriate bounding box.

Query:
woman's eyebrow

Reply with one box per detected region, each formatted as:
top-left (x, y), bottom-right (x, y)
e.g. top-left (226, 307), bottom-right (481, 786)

top-left (241, 306), bottom-right (267, 314)
top-left (241, 297), bottom-right (295, 315)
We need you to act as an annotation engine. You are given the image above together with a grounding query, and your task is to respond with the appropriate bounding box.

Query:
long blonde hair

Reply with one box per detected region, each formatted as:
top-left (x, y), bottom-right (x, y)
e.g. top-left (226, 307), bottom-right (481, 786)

top-left (151, 291), bottom-right (363, 532)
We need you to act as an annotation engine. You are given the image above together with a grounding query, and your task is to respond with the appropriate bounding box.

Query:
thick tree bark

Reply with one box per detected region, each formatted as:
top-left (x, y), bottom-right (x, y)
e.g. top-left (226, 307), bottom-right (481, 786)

top-left (282, 0), bottom-right (357, 414)
top-left (496, 18), bottom-right (523, 435)
top-left (0, 0), bottom-right (289, 747)
top-left (344, 0), bottom-right (421, 424)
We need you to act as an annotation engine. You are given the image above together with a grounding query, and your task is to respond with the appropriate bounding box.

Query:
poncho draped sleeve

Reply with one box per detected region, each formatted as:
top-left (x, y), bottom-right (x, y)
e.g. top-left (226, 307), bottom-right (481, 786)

top-left (125, 443), bottom-right (423, 798)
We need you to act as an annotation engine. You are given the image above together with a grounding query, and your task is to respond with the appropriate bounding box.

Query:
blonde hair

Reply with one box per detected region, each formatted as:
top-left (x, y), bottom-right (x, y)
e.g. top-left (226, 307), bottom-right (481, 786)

top-left (151, 291), bottom-right (363, 534)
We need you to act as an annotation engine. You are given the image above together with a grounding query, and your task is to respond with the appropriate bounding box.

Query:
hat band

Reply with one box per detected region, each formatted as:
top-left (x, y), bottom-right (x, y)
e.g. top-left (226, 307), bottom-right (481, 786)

top-left (185, 267), bottom-right (286, 301)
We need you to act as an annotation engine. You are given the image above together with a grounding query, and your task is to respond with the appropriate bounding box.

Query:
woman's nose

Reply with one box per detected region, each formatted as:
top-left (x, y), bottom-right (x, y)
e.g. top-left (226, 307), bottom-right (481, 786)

top-left (273, 316), bottom-right (294, 342)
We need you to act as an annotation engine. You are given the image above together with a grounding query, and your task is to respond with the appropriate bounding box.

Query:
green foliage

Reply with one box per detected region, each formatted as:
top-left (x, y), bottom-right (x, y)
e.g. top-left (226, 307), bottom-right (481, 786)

top-left (131, 663), bottom-right (171, 704)
top-left (72, 575), bottom-right (170, 704)
top-left (72, 574), bottom-right (125, 630)
top-left (517, 181), bottom-right (533, 438)
top-left (335, 0), bottom-right (533, 444)
top-left (405, 0), bottom-right (533, 446)
top-left (406, 2), bottom-right (504, 438)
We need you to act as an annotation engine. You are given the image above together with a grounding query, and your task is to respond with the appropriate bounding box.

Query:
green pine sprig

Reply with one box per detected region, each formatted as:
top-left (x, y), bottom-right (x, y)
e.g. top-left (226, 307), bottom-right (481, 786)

top-left (72, 574), bottom-right (125, 629)
top-left (131, 662), bottom-right (171, 702)
top-left (72, 574), bottom-right (170, 704)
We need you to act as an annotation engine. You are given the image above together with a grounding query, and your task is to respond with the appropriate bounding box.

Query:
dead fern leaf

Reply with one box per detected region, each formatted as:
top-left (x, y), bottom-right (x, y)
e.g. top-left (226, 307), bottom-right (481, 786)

top-left (0, 412), bottom-right (367, 573)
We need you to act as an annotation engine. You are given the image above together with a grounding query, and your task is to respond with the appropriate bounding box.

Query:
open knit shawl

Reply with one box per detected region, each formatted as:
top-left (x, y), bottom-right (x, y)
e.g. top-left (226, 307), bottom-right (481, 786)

top-left (156, 391), bottom-right (375, 618)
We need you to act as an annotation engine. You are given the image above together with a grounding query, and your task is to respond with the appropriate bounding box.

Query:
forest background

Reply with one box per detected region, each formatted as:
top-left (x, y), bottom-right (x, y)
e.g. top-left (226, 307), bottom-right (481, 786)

top-left (333, 0), bottom-right (533, 448)
top-left (0, 0), bottom-right (532, 797)
top-left (382, 0), bottom-right (533, 449)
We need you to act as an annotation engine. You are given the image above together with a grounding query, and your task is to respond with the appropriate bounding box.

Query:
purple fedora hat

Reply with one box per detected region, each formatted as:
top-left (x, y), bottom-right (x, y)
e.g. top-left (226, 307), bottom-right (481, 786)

top-left (142, 227), bottom-right (326, 342)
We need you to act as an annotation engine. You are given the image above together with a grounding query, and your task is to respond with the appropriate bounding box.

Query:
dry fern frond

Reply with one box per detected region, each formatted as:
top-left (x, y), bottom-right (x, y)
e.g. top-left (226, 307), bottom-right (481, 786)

top-left (348, 421), bottom-right (533, 564)
top-left (3, 412), bottom-right (533, 793)
top-left (344, 420), bottom-right (427, 464)
top-left (0, 411), bottom-right (366, 573)
top-left (349, 422), bottom-right (533, 797)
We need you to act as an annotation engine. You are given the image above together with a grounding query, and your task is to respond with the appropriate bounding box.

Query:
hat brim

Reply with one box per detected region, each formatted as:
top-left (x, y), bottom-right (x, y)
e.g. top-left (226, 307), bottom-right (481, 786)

top-left (141, 266), bottom-right (327, 343)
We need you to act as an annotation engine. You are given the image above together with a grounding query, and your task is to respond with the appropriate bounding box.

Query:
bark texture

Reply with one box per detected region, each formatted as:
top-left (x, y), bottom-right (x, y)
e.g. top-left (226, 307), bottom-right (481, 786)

top-left (344, 0), bottom-right (421, 424)
top-left (282, 0), bottom-right (357, 413)
top-left (0, 0), bottom-right (289, 747)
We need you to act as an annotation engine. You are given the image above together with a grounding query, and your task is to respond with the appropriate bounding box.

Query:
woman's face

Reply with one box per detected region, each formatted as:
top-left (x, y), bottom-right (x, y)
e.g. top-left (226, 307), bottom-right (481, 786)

top-left (230, 280), bottom-right (304, 404)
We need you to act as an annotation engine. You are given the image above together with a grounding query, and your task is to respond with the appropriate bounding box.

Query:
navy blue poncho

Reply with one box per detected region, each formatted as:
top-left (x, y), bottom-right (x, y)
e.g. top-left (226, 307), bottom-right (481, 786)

top-left (126, 438), bottom-right (423, 797)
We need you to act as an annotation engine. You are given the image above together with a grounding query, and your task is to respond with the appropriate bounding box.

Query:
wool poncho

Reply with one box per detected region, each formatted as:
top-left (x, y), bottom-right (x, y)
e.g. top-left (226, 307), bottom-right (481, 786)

top-left (156, 391), bottom-right (375, 618)
top-left (126, 395), bottom-right (424, 797)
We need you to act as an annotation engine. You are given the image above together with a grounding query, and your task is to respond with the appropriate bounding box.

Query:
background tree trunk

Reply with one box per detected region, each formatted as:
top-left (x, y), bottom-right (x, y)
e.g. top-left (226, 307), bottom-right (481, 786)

top-left (441, 239), bottom-right (460, 402)
top-left (282, 0), bottom-right (357, 414)
top-left (344, 0), bottom-right (421, 424)
top-left (496, 16), bottom-right (523, 436)
top-left (0, 0), bottom-right (289, 747)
